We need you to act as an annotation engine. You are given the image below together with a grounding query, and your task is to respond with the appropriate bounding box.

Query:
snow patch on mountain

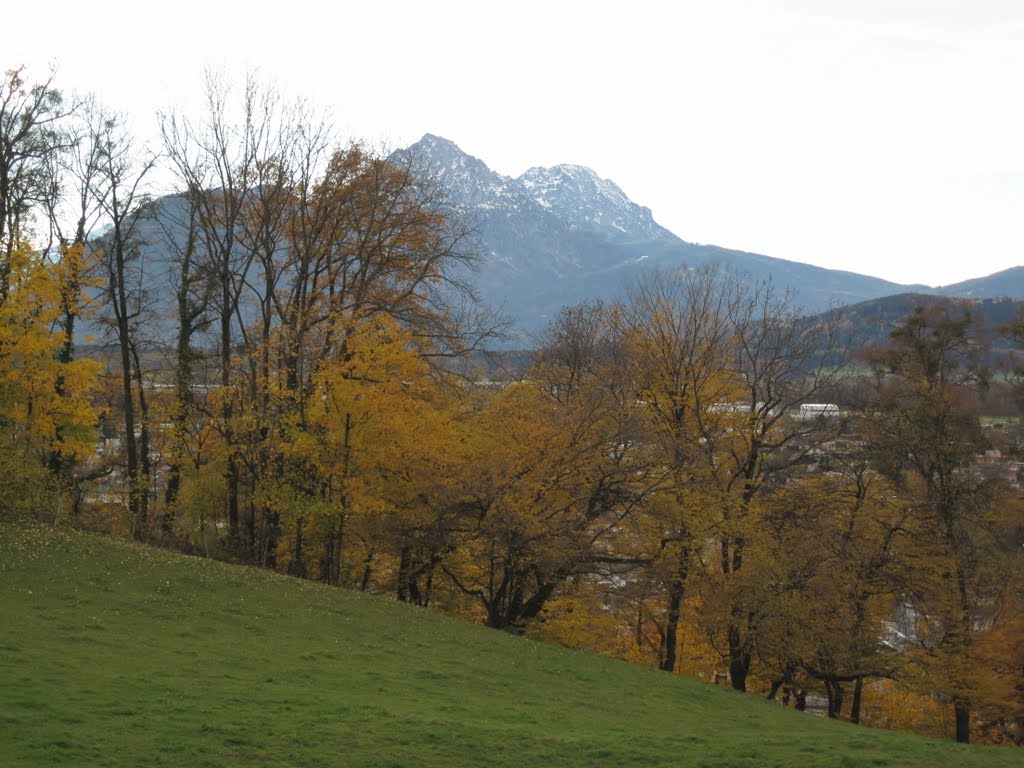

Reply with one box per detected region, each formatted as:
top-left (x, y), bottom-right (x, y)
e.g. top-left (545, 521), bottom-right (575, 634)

top-left (400, 134), bottom-right (674, 246)
top-left (518, 164), bottom-right (663, 240)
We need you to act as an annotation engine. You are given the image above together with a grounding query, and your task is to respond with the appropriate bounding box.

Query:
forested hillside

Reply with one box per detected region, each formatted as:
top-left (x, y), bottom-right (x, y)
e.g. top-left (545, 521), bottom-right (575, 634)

top-left (2, 65), bottom-right (1023, 748)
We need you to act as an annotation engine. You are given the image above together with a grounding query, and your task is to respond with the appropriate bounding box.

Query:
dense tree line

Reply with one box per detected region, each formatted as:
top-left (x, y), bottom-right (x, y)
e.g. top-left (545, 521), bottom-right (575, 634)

top-left (1, 65), bottom-right (1022, 745)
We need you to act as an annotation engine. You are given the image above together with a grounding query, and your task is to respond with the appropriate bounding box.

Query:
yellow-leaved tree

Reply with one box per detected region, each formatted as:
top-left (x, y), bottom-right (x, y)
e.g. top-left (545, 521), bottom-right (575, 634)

top-left (0, 239), bottom-right (98, 516)
top-left (266, 313), bottom-right (447, 586)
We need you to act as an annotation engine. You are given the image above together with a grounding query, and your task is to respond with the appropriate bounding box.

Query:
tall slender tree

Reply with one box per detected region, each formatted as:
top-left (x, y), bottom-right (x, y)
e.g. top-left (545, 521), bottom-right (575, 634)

top-left (90, 110), bottom-right (157, 539)
top-left (866, 304), bottom-right (1007, 742)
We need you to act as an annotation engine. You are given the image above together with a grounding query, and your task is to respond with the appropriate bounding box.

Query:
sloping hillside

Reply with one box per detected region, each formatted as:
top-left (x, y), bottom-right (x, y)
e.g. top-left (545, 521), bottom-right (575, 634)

top-left (0, 521), bottom-right (1016, 767)
top-left (803, 293), bottom-right (1024, 368)
top-left (941, 266), bottom-right (1024, 300)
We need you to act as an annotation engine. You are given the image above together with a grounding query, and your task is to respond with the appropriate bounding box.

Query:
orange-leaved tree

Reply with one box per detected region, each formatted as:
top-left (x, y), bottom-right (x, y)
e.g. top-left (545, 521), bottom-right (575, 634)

top-left (865, 303), bottom-right (1017, 743)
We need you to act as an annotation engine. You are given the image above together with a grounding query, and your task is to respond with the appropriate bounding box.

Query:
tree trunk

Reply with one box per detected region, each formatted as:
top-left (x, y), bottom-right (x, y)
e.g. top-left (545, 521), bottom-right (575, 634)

top-left (131, 344), bottom-right (152, 536)
top-left (109, 219), bottom-right (144, 540)
top-left (219, 257), bottom-right (241, 555)
top-left (263, 511), bottom-right (280, 569)
top-left (728, 623), bottom-right (751, 692)
top-left (422, 552), bottom-right (438, 608)
top-left (661, 579), bottom-right (684, 673)
top-left (245, 490), bottom-right (257, 561)
top-left (323, 415), bottom-right (352, 587)
top-left (397, 546), bottom-right (412, 602)
top-left (825, 680), bottom-right (845, 719)
top-left (288, 517), bottom-right (307, 578)
top-left (954, 696), bottom-right (971, 744)
top-left (794, 689), bottom-right (807, 711)
top-left (323, 510), bottom-right (344, 586)
top-left (226, 453), bottom-right (241, 554)
top-left (46, 244), bottom-right (82, 482)
top-left (660, 547), bottom-right (689, 673)
top-left (163, 201), bottom-right (202, 529)
top-left (360, 553), bottom-right (374, 592)
top-left (851, 676), bottom-right (863, 725)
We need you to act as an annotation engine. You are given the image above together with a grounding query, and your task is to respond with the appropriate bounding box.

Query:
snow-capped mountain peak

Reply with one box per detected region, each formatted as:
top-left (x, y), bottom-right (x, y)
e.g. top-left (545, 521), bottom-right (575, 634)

top-left (395, 134), bottom-right (975, 335)
top-left (400, 134), bottom-right (673, 243)
top-left (404, 134), bottom-right (514, 208)
top-left (517, 164), bottom-right (662, 238)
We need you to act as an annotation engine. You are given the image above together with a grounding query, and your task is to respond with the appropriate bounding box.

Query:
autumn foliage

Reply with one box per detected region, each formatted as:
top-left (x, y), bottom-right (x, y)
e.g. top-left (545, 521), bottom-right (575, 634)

top-left (2, 65), bottom-right (1022, 747)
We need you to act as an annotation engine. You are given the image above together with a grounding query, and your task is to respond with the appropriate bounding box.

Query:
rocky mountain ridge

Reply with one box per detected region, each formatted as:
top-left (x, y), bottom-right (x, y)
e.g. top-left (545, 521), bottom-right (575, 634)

top-left (399, 134), bottom-right (1023, 335)
top-left (85, 135), bottom-right (1023, 348)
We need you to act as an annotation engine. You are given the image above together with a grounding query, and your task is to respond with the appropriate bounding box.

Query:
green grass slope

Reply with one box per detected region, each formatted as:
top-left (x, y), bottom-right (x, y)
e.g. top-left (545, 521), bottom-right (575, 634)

top-left (0, 521), bottom-right (1018, 768)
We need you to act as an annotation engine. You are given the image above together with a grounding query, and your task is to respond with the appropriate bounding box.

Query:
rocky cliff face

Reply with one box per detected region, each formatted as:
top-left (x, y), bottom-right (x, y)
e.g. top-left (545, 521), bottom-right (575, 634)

top-left (399, 134), bottom-right (679, 283)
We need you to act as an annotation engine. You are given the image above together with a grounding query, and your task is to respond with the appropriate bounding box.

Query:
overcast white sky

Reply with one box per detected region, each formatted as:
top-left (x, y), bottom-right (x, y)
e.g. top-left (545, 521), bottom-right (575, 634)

top-left (9, 0), bottom-right (1024, 286)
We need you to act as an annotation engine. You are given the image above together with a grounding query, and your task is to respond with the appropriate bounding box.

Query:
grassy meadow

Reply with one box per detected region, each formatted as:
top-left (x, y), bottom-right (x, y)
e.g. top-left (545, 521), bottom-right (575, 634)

top-left (0, 520), bottom-right (1020, 767)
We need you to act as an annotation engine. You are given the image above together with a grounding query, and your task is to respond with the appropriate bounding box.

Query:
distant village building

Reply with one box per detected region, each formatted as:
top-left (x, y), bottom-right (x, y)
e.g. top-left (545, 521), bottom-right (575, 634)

top-left (798, 403), bottom-right (839, 419)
